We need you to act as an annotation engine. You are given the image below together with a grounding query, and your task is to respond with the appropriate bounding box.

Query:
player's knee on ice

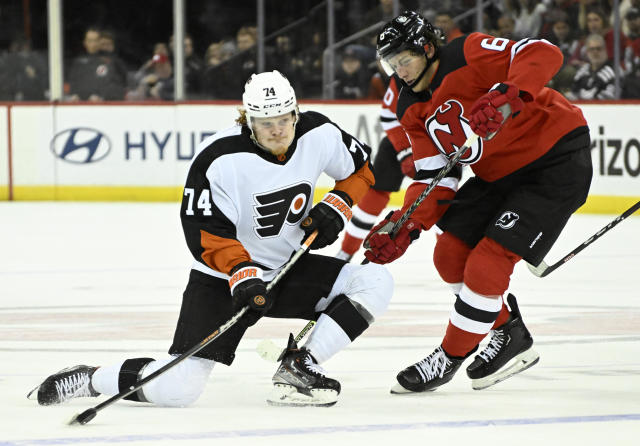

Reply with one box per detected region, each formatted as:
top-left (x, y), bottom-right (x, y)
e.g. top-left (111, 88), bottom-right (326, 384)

top-left (138, 357), bottom-right (215, 407)
top-left (94, 356), bottom-right (215, 407)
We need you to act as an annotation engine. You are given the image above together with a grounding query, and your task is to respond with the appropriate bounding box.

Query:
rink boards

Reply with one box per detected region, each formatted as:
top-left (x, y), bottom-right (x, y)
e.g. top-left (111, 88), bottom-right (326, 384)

top-left (0, 101), bottom-right (638, 213)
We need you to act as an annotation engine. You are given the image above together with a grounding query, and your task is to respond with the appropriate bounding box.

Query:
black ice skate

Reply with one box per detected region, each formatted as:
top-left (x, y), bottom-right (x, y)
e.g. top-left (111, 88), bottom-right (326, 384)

top-left (267, 333), bottom-right (341, 407)
top-left (27, 365), bottom-right (99, 405)
top-left (466, 294), bottom-right (540, 390)
top-left (391, 345), bottom-right (475, 394)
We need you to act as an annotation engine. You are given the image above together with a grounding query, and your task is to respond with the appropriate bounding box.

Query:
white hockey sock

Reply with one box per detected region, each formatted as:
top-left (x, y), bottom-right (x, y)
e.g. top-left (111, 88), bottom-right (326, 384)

top-left (91, 360), bottom-right (125, 396)
top-left (303, 313), bottom-right (351, 364)
top-left (90, 357), bottom-right (215, 407)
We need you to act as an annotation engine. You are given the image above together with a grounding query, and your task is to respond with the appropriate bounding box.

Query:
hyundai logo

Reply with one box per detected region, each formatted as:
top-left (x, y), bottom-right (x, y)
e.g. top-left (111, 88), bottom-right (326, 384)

top-left (51, 127), bottom-right (111, 164)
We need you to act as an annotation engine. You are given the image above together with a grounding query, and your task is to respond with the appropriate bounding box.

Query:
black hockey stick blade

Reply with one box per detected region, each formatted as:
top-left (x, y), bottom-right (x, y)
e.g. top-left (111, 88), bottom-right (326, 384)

top-left (68, 408), bottom-right (97, 426)
top-left (527, 199), bottom-right (640, 277)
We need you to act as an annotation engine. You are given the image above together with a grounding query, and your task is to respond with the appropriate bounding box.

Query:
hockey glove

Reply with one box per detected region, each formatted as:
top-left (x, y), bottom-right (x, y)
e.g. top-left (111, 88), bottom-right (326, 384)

top-left (229, 261), bottom-right (270, 326)
top-left (396, 148), bottom-right (417, 179)
top-left (469, 82), bottom-right (524, 139)
top-left (363, 210), bottom-right (421, 264)
top-left (301, 189), bottom-right (353, 249)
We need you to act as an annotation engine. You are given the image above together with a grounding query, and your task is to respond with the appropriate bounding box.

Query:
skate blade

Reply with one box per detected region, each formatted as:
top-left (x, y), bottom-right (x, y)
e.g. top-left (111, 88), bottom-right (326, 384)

top-left (390, 382), bottom-right (413, 394)
top-left (471, 348), bottom-right (540, 390)
top-left (26, 384), bottom-right (40, 400)
top-left (266, 383), bottom-right (338, 407)
top-left (390, 382), bottom-right (437, 394)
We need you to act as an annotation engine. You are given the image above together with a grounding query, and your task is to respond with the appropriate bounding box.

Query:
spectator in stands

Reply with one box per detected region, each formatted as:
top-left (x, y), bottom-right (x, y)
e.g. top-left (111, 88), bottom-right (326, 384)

top-left (504, 0), bottom-right (548, 39)
top-left (127, 44), bottom-right (174, 101)
top-left (578, 0), bottom-right (610, 31)
top-left (334, 45), bottom-right (371, 99)
top-left (624, 7), bottom-right (640, 70)
top-left (295, 30), bottom-right (325, 98)
top-left (617, 0), bottom-right (640, 37)
top-left (67, 27), bottom-right (126, 101)
top-left (544, 9), bottom-right (581, 95)
top-left (496, 14), bottom-right (517, 39)
top-left (575, 7), bottom-right (627, 65)
top-left (622, 8), bottom-right (640, 97)
top-left (363, 0), bottom-right (405, 26)
top-left (567, 33), bottom-right (617, 99)
top-left (169, 34), bottom-right (204, 98)
top-left (202, 40), bottom-right (237, 99)
top-left (434, 10), bottom-right (464, 42)
top-left (229, 25), bottom-right (259, 97)
top-left (268, 35), bottom-right (305, 92)
top-left (0, 36), bottom-right (47, 101)
top-left (98, 30), bottom-right (129, 91)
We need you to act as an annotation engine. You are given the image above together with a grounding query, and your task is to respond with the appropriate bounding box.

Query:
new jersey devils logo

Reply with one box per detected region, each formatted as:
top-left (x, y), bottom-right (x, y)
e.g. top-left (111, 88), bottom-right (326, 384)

top-left (496, 211), bottom-right (519, 229)
top-left (425, 99), bottom-right (482, 164)
top-left (253, 182), bottom-right (312, 238)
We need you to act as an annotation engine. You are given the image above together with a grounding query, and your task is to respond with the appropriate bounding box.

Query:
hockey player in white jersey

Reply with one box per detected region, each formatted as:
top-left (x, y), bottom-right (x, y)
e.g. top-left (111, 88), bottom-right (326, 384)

top-left (28, 71), bottom-right (393, 408)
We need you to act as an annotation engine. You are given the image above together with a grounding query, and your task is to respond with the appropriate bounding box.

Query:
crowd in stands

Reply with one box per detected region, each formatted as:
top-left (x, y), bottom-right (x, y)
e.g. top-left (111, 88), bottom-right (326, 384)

top-left (1, 0), bottom-right (640, 101)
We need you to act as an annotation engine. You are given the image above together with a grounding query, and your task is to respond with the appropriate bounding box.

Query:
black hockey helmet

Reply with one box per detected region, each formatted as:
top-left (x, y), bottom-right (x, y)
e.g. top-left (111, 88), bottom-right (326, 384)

top-left (376, 11), bottom-right (442, 79)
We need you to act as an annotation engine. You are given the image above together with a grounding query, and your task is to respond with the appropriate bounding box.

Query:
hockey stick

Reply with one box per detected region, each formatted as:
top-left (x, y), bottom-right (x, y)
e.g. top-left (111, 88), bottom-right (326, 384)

top-left (362, 132), bottom-right (479, 264)
top-left (389, 133), bottom-right (479, 237)
top-left (527, 200), bottom-right (640, 277)
top-left (68, 230), bottom-right (318, 426)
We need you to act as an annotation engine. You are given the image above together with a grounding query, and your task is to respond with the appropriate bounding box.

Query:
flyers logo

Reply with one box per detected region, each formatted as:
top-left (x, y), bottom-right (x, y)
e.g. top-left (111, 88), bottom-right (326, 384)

top-left (425, 99), bottom-right (482, 164)
top-left (253, 182), bottom-right (312, 238)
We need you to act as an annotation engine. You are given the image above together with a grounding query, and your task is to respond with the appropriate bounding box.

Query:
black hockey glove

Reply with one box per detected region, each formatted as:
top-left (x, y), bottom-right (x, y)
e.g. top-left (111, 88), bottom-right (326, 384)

top-left (301, 189), bottom-right (353, 249)
top-left (229, 261), bottom-right (271, 326)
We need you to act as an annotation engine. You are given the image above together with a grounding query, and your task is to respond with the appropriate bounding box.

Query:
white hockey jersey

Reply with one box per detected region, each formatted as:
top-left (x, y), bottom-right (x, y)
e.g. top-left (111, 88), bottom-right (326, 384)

top-left (181, 111), bottom-right (374, 281)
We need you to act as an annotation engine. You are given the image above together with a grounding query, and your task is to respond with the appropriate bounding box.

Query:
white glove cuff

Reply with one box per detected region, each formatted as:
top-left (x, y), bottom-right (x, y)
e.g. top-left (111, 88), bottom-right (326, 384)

top-left (321, 192), bottom-right (352, 227)
top-left (229, 265), bottom-right (264, 295)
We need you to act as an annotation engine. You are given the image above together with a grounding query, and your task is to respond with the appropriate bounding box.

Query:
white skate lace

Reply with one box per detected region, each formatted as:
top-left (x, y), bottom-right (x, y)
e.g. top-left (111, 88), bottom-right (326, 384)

top-left (414, 348), bottom-right (451, 381)
top-left (55, 372), bottom-right (92, 402)
top-left (303, 356), bottom-right (327, 376)
top-left (478, 329), bottom-right (506, 362)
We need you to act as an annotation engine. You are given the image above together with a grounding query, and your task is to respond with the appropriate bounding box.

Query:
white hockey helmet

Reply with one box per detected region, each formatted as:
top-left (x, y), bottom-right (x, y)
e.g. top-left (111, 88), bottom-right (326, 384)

top-left (242, 70), bottom-right (298, 129)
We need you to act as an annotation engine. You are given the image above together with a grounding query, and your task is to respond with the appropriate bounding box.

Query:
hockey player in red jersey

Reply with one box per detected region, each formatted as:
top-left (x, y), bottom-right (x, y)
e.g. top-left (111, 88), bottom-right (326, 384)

top-left (365, 11), bottom-right (592, 392)
top-left (336, 73), bottom-right (417, 261)
top-left (28, 71), bottom-right (393, 408)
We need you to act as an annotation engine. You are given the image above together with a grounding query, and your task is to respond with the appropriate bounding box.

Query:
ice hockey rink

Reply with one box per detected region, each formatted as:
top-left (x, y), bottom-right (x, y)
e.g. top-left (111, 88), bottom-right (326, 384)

top-left (1, 201), bottom-right (639, 446)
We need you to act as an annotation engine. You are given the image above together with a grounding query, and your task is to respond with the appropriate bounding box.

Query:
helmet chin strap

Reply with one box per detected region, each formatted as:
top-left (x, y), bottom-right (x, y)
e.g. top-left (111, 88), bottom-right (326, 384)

top-left (405, 47), bottom-right (439, 89)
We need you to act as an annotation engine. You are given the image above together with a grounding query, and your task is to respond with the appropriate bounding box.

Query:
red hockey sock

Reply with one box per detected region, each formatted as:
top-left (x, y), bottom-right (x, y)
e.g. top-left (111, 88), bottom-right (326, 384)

top-left (340, 232), bottom-right (364, 255)
top-left (492, 301), bottom-right (510, 329)
top-left (442, 323), bottom-right (487, 358)
top-left (442, 238), bottom-right (520, 357)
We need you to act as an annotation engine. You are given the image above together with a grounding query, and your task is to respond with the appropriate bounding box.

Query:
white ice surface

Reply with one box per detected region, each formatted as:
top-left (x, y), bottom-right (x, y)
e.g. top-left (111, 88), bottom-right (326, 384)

top-left (1, 202), bottom-right (639, 446)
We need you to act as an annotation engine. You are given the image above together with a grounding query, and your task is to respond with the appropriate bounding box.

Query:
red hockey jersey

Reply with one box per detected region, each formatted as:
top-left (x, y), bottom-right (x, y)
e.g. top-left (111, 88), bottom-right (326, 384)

top-left (396, 33), bottom-right (588, 230)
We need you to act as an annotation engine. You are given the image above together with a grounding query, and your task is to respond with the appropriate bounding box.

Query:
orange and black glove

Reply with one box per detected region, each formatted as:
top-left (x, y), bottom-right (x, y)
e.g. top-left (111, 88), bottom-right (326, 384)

top-left (229, 261), bottom-right (270, 326)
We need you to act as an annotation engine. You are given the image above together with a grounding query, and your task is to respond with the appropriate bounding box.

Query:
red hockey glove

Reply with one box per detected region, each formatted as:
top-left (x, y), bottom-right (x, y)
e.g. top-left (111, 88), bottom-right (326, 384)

top-left (229, 261), bottom-right (271, 326)
top-left (396, 148), bottom-right (417, 179)
top-left (301, 189), bottom-right (352, 249)
top-left (469, 82), bottom-right (524, 139)
top-left (363, 210), bottom-right (421, 264)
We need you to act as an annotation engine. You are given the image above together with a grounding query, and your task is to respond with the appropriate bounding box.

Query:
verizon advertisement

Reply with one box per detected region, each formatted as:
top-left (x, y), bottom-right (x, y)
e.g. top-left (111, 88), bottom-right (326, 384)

top-left (2, 102), bottom-right (639, 211)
